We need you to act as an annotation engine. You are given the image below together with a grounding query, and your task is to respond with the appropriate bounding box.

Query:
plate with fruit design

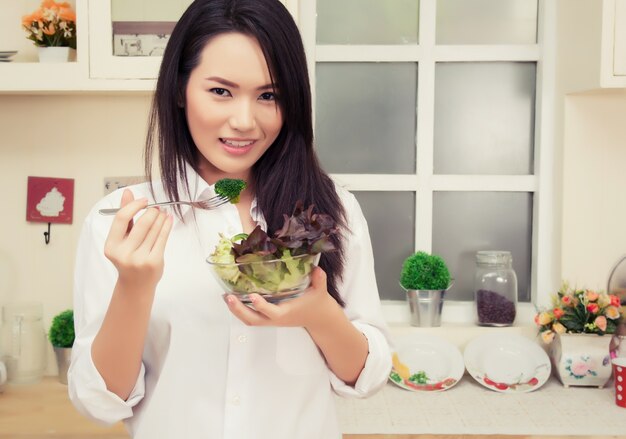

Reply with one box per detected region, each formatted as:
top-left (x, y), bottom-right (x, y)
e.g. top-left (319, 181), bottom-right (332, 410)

top-left (389, 334), bottom-right (464, 392)
top-left (464, 333), bottom-right (551, 393)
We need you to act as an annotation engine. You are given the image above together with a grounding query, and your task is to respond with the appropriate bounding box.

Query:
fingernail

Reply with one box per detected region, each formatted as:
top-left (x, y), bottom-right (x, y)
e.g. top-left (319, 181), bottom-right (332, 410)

top-left (226, 295), bottom-right (235, 305)
top-left (249, 294), bottom-right (257, 303)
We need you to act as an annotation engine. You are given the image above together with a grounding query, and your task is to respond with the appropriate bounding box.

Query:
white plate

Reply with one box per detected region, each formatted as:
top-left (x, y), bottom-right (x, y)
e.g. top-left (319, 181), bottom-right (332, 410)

top-left (464, 333), bottom-right (551, 393)
top-left (389, 334), bottom-right (464, 392)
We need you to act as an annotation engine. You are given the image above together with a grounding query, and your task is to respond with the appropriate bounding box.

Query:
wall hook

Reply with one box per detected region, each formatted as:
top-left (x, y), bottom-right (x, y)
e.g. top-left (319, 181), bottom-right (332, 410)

top-left (44, 222), bottom-right (51, 245)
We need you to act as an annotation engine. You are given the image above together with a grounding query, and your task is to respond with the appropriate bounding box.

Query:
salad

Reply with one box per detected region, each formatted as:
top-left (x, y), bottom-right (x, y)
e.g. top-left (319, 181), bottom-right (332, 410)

top-left (208, 201), bottom-right (338, 295)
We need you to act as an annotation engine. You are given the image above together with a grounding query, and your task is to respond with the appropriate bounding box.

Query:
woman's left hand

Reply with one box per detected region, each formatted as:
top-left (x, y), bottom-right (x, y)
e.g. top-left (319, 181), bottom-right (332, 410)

top-left (225, 266), bottom-right (338, 331)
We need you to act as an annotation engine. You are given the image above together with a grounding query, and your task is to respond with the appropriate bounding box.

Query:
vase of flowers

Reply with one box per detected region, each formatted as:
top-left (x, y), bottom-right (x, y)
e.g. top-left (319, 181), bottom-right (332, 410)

top-left (22, 0), bottom-right (77, 63)
top-left (535, 282), bottom-right (624, 388)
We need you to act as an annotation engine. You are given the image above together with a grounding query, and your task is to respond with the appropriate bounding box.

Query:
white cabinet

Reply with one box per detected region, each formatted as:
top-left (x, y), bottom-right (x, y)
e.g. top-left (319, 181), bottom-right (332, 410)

top-left (602, 0), bottom-right (626, 87)
top-left (0, 0), bottom-right (299, 93)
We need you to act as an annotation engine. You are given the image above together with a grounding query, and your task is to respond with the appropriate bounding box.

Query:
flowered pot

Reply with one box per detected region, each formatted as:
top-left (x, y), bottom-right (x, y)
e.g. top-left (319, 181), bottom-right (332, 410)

top-left (551, 332), bottom-right (612, 388)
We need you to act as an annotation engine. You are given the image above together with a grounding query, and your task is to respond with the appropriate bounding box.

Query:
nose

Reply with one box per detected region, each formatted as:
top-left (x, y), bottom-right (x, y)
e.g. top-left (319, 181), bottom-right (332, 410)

top-left (229, 99), bottom-right (256, 132)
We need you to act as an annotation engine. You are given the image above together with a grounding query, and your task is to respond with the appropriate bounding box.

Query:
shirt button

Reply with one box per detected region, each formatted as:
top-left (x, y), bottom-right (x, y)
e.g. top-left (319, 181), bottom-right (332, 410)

top-left (238, 334), bottom-right (247, 343)
top-left (232, 396), bottom-right (240, 405)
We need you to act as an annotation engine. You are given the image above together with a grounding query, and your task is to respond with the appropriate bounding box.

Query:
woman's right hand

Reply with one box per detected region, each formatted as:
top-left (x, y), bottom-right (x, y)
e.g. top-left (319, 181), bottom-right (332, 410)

top-left (103, 189), bottom-right (173, 291)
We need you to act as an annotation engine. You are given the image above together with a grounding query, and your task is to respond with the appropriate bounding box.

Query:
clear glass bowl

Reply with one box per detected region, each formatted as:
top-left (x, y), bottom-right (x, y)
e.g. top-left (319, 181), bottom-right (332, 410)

top-left (206, 253), bottom-right (321, 303)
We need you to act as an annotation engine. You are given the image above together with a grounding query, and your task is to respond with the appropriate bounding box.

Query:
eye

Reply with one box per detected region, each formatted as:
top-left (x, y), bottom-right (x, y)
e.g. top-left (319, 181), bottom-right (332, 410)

top-left (259, 92), bottom-right (277, 101)
top-left (210, 88), bottom-right (231, 97)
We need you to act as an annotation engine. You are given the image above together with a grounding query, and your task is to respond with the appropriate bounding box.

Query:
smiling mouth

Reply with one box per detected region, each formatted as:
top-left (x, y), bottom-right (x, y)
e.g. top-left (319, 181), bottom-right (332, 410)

top-left (220, 138), bottom-right (255, 148)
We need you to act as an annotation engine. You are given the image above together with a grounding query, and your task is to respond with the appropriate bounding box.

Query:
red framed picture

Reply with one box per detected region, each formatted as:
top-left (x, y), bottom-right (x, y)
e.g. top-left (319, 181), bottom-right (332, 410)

top-left (26, 176), bottom-right (74, 224)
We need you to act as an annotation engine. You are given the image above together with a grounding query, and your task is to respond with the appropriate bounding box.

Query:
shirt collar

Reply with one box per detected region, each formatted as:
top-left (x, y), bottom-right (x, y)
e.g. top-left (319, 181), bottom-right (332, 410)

top-left (176, 162), bottom-right (264, 226)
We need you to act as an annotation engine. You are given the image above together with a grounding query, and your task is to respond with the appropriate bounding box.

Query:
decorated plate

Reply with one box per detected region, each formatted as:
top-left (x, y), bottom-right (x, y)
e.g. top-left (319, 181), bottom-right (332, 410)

top-left (389, 334), bottom-right (464, 392)
top-left (464, 333), bottom-right (551, 393)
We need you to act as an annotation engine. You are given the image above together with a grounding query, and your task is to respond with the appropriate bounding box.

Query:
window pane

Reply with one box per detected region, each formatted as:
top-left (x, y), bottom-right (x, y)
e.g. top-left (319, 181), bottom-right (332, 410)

top-left (317, 0), bottom-right (419, 44)
top-left (432, 191), bottom-right (532, 302)
top-left (316, 63), bottom-right (417, 174)
top-left (434, 62), bottom-right (535, 175)
top-left (352, 191), bottom-right (416, 301)
top-left (436, 0), bottom-right (538, 44)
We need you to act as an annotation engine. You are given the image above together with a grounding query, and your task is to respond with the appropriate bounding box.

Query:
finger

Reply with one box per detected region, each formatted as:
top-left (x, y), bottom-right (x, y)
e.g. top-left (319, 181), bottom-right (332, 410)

top-left (120, 189), bottom-right (135, 234)
top-left (107, 197), bottom-right (149, 243)
top-left (247, 294), bottom-right (283, 320)
top-left (150, 214), bottom-right (174, 255)
top-left (225, 294), bottom-right (270, 326)
top-left (309, 266), bottom-right (328, 292)
top-left (125, 208), bottom-right (161, 250)
top-left (138, 211), bottom-right (168, 252)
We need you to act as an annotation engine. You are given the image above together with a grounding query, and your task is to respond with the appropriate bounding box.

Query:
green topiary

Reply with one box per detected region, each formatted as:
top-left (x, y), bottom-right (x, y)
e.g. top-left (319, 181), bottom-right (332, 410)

top-left (400, 251), bottom-right (451, 291)
top-left (49, 309), bottom-right (74, 348)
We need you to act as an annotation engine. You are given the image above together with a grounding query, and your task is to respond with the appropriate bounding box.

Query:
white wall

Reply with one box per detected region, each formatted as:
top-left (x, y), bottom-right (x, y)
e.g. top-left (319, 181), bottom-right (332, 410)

top-left (561, 90), bottom-right (626, 289)
top-left (0, 94), bottom-right (151, 373)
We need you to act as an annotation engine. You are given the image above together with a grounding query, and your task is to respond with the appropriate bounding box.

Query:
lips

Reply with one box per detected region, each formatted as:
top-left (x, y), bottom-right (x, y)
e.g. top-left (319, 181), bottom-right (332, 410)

top-left (220, 138), bottom-right (256, 155)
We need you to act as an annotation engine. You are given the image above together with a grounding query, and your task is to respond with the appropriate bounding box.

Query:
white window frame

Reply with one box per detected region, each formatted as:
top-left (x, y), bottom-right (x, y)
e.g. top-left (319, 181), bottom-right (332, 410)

top-left (299, 0), bottom-right (558, 324)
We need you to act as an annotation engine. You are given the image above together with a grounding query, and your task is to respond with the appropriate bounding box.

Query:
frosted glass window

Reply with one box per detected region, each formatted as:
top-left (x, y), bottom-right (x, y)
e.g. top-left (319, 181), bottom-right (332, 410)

top-left (432, 191), bottom-right (532, 302)
top-left (434, 62), bottom-right (535, 175)
top-left (352, 191), bottom-right (416, 301)
top-left (436, 0), bottom-right (538, 44)
top-left (315, 63), bottom-right (417, 174)
top-left (317, 0), bottom-right (419, 44)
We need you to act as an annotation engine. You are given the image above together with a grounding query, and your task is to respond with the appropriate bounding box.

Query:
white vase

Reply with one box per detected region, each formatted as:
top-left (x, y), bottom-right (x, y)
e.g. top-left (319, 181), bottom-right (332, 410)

top-left (37, 47), bottom-right (74, 63)
top-left (551, 332), bottom-right (613, 388)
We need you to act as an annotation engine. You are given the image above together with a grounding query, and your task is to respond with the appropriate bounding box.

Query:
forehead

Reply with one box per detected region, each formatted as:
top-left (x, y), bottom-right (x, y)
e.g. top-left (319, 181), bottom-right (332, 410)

top-left (194, 32), bottom-right (273, 86)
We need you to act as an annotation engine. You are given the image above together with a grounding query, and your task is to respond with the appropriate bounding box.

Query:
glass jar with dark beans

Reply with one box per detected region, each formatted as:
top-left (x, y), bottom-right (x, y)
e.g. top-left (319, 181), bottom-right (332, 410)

top-left (474, 251), bottom-right (518, 327)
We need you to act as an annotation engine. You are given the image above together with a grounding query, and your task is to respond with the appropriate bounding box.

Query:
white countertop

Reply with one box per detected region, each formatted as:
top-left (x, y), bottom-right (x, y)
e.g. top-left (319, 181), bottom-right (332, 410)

top-left (336, 377), bottom-right (626, 436)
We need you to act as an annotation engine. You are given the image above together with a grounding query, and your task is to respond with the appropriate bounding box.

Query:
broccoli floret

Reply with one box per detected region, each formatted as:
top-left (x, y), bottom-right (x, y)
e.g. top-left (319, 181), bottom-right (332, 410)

top-left (214, 179), bottom-right (247, 203)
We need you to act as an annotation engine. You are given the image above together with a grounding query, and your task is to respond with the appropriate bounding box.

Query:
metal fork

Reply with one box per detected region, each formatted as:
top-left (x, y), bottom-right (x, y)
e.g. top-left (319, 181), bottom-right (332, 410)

top-left (98, 195), bottom-right (231, 215)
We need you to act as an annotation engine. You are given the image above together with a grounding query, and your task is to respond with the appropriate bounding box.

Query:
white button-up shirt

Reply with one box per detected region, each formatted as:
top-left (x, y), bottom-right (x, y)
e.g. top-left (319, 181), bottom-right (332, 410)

top-left (68, 169), bottom-right (392, 439)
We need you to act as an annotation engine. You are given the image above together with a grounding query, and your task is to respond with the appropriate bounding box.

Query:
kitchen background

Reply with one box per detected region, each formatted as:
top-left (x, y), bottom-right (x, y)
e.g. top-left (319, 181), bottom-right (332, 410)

top-left (0, 0), bottom-right (625, 377)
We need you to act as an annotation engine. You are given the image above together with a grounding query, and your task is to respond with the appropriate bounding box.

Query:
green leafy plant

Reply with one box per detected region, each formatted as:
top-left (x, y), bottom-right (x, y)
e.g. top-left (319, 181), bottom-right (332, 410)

top-left (400, 251), bottom-right (451, 291)
top-left (49, 309), bottom-right (74, 348)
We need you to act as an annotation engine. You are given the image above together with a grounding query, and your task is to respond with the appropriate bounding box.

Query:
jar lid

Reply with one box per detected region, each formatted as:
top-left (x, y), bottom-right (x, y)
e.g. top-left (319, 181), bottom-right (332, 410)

top-left (476, 250), bottom-right (512, 265)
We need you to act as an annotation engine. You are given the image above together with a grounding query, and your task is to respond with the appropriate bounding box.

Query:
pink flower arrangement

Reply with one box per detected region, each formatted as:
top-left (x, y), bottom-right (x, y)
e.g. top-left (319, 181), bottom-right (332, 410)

top-left (535, 282), bottom-right (623, 344)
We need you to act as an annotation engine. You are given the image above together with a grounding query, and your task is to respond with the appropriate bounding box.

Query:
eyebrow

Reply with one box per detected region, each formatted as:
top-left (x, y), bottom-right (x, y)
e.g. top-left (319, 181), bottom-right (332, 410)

top-left (205, 76), bottom-right (276, 91)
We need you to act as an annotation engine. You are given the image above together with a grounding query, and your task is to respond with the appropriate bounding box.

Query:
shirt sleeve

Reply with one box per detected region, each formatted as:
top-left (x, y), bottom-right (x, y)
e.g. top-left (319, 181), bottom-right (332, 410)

top-left (329, 190), bottom-right (392, 398)
top-left (68, 197), bottom-right (146, 425)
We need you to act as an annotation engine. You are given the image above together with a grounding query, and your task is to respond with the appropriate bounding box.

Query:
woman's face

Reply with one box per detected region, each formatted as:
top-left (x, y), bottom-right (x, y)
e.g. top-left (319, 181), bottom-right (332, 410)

top-left (185, 32), bottom-right (283, 184)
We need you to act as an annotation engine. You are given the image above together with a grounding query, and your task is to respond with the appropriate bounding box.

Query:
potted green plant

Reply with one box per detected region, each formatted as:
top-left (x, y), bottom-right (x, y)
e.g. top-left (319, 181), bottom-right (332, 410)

top-left (400, 251), bottom-right (452, 327)
top-left (49, 309), bottom-right (74, 385)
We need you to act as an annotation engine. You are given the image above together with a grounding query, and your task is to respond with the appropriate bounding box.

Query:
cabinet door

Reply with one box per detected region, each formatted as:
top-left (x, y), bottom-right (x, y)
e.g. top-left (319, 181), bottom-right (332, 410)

top-left (88, 0), bottom-right (299, 80)
top-left (614, 0), bottom-right (626, 75)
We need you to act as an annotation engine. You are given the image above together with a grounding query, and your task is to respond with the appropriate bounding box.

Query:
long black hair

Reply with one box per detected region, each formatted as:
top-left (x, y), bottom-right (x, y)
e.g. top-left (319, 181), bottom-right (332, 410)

top-left (145, 0), bottom-right (347, 306)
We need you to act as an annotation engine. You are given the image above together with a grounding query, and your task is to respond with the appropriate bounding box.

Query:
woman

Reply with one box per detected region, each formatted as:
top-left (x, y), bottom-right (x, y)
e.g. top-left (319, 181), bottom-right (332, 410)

top-left (68, 0), bottom-right (391, 437)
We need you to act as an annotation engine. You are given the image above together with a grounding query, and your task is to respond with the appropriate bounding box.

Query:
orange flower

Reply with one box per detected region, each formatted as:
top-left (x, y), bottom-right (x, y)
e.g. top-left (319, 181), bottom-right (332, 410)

top-left (585, 290), bottom-right (599, 302)
top-left (42, 22), bottom-right (56, 36)
top-left (537, 311), bottom-right (553, 325)
top-left (552, 322), bottom-right (567, 334)
top-left (610, 295), bottom-right (621, 307)
top-left (561, 295), bottom-right (573, 306)
top-left (606, 306), bottom-right (621, 320)
top-left (587, 303), bottom-right (599, 314)
top-left (553, 307), bottom-right (564, 319)
top-left (595, 315), bottom-right (607, 331)
top-left (58, 7), bottom-right (76, 23)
